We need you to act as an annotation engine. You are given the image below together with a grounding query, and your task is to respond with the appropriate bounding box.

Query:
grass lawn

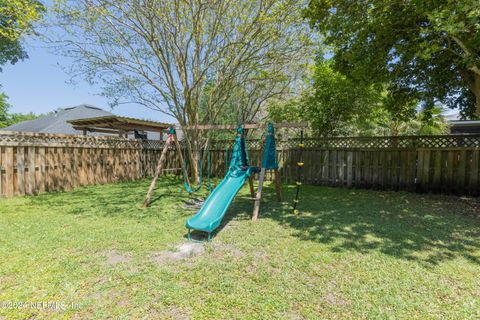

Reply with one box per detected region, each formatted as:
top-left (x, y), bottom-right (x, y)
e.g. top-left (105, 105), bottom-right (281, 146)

top-left (0, 176), bottom-right (479, 319)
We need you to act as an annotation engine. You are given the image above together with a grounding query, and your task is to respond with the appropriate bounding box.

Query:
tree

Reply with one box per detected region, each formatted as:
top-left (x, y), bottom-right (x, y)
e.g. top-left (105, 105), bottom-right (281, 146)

top-left (268, 60), bottom-right (448, 137)
top-left (0, 0), bottom-right (44, 69)
top-left (1, 0), bottom-right (44, 127)
top-left (269, 59), bottom-right (383, 137)
top-left (51, 0), bottom-right (312, 181)
top-left (305, 0), bottom-right (480, 118)
top-left (0, 90), bottom-right (9, 126)
top-left (360, 105), bottom-right (449, 136)
top-left (416, 106), bottom-right (449, 135)
top-left (300, 59), bottom-right (382, 136)
top-left (0, 90), bottom-right (37, 128)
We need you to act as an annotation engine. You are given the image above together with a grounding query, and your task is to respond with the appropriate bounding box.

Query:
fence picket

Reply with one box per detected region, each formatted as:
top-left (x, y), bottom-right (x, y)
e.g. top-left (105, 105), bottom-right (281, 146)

top-left (4, 147), bottom-right (14, 197)
top-left (37, 147), bottom-right (45, 193)
top-left (26, 147), bottom-right (35, 195)
top-left (16, 147), bottom-right (25, 195)
top-left (432, 151), bottom-right (442, 192)
top-left (457, 150), bottom-right (466, 194)
top-left (469, 150), bottom-right (479, 195)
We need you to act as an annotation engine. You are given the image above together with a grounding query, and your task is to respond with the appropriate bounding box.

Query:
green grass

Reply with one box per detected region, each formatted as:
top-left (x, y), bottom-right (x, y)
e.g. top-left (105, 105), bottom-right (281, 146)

top-left (0, 176), bottom-right (479, 319)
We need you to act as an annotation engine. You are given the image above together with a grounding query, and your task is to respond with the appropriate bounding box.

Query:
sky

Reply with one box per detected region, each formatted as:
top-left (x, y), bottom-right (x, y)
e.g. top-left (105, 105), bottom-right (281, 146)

top-left (0, 38), bottom-right (175, 123)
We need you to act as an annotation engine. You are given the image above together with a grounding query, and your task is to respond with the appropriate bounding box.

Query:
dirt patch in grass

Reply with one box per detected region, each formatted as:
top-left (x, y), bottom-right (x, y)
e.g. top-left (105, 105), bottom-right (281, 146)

top-left (182, 198), bottom-right (205, 210)
top-left (151, 242), bottom-right (205, 266)
top-left (98, 250), bottom-right (132, 266)
top-left (145, 306), bottom-right (191, 319)
top-left (159, 306), bottom-right (191, 320)
top-left (70, 313), bottom-right (84, 320)
top-left (116, 296), bottom-right (130, 308)
top-left (322, 281), bottom-right (349, 306)
top-left (280, 312), bottom-right (304, 320)
top-left (211, 243), bottom-right (245, 259)
top-left (323, 292), bottom-right (348, 306)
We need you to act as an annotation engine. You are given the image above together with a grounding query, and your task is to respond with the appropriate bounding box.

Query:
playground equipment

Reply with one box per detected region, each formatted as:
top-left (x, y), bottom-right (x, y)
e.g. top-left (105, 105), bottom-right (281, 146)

top-left (184, 122), bottom-right (305, 239)
top-left (252, 123), bottom-right (282, 220)
top-left (143, 127), bottom-right (186, 207)
top-left (293, 128), bottom-right (305, 215)
top-left (181, 142), bottom-right (218, 193)
top-left (186, 126), bottom-right (252, 240)
top-left (142, 121), bottom-right (307, 239)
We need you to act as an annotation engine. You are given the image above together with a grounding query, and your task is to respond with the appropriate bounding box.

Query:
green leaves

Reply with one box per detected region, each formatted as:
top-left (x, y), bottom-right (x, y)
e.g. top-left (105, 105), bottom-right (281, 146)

top-left (0, 90), bottom-right (9, 126)
top-left (305, 0), bottom-right (480, 118)
top-left (0, 0), bottom-right (44, 68)
top-left (301, 60), bottom-right (384, 136)
top-left (0, 89), bottom-right (38, 128)
top-left (268, 59), bottom-right (448, 137)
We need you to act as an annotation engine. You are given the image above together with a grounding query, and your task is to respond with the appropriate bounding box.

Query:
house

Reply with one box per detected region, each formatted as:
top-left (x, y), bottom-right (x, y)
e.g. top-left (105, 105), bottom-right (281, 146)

top-left (444, 111), bottom-right (480, 134)
top-left (0, 104), bottom-right (167, 139)
top-left (1, 104), bottom-right (114, 135)
top-left (449, 120), bottom-right (480, 134)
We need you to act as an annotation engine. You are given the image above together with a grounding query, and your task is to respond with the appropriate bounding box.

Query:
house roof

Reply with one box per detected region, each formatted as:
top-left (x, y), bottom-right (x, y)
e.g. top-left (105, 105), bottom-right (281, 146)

top-left (68, 115), bottom-right (172, 133)
top-left (1, 104), bottom-right (113, 135)
top-left (449, 120), bottom-right (480, 127)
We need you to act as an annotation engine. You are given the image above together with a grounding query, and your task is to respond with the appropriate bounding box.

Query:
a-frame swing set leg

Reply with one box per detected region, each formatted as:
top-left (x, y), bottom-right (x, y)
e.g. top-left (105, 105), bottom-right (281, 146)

top-left (273, 168), bottom-right (282, 202)
top-left (252, 167), bottom-right (266, 221)
top-left (173, 133), bottom-right (191, 189)
top-left (251, 122), bottom-right (283, 221)
top-left (248, 176), bottom-right (255, 199)
top-left (143, 135), bottom-right (173, 207)
top-left (252, 168), bottom-right (282, 221)
top-left (143, 127), bottom-right (190, 208)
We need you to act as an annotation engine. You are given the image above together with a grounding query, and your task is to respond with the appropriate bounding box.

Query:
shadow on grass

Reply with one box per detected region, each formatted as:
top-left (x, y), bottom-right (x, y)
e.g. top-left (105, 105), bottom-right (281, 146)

top-left (24, 176), bottom-right (480, 265)
top-left (25, 176), bottom-right (197, 220)
top-left (261, 184), bottom-right (480, 265)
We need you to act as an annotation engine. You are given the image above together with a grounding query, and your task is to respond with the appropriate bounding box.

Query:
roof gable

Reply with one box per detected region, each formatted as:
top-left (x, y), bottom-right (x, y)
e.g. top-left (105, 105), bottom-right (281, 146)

top-left (1, 104), bottom-right (113, 134)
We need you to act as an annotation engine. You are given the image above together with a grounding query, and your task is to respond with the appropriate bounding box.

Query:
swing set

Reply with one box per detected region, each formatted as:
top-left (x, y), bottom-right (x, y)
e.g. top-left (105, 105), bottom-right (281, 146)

top-left (181, 140), bottom-right (227, 194)
top-left (142, 122), bottom-right (307, 234)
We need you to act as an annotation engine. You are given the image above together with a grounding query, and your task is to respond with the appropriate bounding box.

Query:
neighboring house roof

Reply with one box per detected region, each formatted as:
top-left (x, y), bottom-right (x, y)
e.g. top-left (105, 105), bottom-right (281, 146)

top-left (449, 120), bottom-right (480, 126)
top-left (1, 104), bottom-right (113, 135)
top-left (448, 120), bottom-right (480, 134)
top-left (68, 115), bottom-right (172, 133)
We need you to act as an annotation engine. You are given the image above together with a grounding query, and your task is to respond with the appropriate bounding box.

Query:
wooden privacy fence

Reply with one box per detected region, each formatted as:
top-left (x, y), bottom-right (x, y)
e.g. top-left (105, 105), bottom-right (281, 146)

top-left (0, 131), bottom-right (145, 197)
top-left (0, 131), bottom-right (479, 197)
top-left (199, 135), bottom-right (480, 196)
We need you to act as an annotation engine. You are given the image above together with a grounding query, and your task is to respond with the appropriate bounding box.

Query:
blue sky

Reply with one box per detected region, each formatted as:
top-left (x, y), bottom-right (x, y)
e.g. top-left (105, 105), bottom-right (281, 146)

top-left (1, 38), bottom-right (175, 123)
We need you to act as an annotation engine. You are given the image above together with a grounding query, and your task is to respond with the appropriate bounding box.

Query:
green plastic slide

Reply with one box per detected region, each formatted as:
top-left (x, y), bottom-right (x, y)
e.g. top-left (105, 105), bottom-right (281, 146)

top-left (186, 127), bottom-right (251, 240)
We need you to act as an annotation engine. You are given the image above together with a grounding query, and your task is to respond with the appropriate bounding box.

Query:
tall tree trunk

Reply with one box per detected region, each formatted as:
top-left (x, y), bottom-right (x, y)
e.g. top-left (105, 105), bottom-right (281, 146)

top-left (474, 73), bottom-right (480, 118)
top-left (183, 107), bottom-right (202, 184)
top-left (192, 149), bottom-right (201, 184)
top-left (460, 68), bottom-right (480, 118)
top-left (184, 131), bottom-right (202, 184)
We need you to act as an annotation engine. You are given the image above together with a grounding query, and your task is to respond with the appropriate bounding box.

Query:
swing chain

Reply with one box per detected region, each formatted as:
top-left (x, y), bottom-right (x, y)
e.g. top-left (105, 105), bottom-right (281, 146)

top-left (183, 147), bottom-right (203, 194)
top-left (293, 129), bottom-right (304, 215)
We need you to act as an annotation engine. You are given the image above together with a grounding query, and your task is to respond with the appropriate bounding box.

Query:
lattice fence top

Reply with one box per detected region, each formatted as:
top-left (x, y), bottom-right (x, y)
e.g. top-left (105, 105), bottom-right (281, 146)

top-left (296, 135), bottom-right (480, 149)
top-left (211, 135), bottom-right (480, 150)
top-left (0, 130), bottom-right (143, 149)
top-left (1, 130), bottom-right (479, 150)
